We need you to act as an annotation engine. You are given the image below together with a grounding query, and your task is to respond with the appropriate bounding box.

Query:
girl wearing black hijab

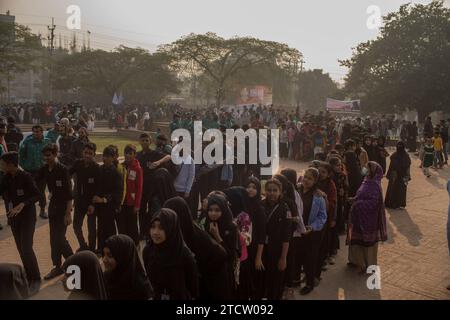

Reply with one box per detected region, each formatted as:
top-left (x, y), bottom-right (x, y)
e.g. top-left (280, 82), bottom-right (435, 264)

top-left (103, 234), bottom-right (153, 300)
top-left (273, 173), bottom-right (303, 289)
top-left (363, 135), bottom-right (376, 162)
top-left (244, 177), bottom-right (266, 300)
top-left (143, 208), bottom-right (199, 300)
top-left (62, 251), bottom-right (108, 300)
top-left (153, 168), bottom-right (177, 214)
top-left (385, 141), bottom-right (411, 209)
top-left (0, 263), bottom-right (29, 300)
top-left (262, 179), bottom-right (292, 300)
top-left (206, 194), bottom-right (240, 299)
top-left (163, 196), bottom-right (229, 300)
top-left (224, 186), bottom-right (253, 300)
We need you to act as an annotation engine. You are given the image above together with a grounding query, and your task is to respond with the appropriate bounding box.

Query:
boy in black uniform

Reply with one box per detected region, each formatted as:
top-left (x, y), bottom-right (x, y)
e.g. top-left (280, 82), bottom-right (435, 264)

top-left (0, 152), bottom-right (41, 289)
top-left (36, 143), bottom-right (74, 280)
top-left (136, 133), bottom-right (171, 239)
top-left (93, 146), bottom-right (123, 252)
top-left (69, 142), bottom-right (100, 252)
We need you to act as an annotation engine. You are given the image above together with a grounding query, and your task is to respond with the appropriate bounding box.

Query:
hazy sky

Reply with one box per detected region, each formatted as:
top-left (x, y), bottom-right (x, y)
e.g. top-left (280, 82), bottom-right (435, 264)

top-left (1, 0), bottom-right (447, 82)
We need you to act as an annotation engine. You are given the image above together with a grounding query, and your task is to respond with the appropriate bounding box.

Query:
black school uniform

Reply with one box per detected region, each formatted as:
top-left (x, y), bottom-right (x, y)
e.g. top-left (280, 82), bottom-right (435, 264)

top-left (136, 149), bottom-right (167, 237)
top-left (0, 170), bottom-right (41, 281)
top-left (95, 164), bottom-right (123, 251)
top-left (163, 197), bottom-right (229, 300)
top-left (57, 135), bottom-right (76, 168)
top-left (206, 195), bottom-right (240, 300)
top-left (143, 209), bottom-right (199, 300)
top-left (244, 199), bottom-right (266, 300)
top-left (69, 159), bottom-right (100, 251)
top-left (36, 162), bottom-right (74, 268)
top-left (262, 199), bottom-right (292, 300)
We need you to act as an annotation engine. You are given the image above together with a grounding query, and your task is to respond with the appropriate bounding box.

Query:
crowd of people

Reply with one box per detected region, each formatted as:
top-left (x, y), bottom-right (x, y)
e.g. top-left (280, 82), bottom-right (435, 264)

top-left (1, 103), bottom-right (450, 300)
top-left (0, 102), bottom-right (179, 133)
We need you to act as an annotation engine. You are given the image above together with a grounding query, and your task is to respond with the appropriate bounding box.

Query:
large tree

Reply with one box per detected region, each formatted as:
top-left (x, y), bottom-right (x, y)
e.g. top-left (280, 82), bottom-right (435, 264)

top-left (0, 21), bottom-right (42, 100)
top-left (161, 32), bottom-right (302, 106)
top-left (341, 1), bottom-right (450, 121)
top-left (52, 46), bottom-right (178, 104)
top-left (296, 69), bottom-right (340, 111)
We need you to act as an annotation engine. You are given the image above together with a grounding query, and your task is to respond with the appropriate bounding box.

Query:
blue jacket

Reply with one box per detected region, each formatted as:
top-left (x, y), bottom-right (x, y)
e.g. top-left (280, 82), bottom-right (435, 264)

top-left (308, 195), bottom-right (328, 231)
top-left (19, 136), bottom-right (50, 172)
top-left (45, 128), bottom-right (60, 144)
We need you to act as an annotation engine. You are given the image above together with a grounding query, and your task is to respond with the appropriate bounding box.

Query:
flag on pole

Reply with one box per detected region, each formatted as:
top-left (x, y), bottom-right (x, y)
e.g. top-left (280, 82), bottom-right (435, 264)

top-left (112, 92), bottom-right (119, 105)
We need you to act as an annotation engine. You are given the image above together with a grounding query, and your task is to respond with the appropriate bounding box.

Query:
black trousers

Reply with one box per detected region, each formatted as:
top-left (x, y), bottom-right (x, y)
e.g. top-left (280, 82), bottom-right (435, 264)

top-left (139, 190), bottom-right (152, 238)
top-left (299, 231), bottom-right (322, 288)
top-left (286, 236), bottom-right (302, 286)
top-left (328, 226), bottom-right (339, 256)
top-left (10, 213), bottom-right (41, 281)
top-left (187, 181), bottom-right (201, 219)
top-left (117, 205), bottom-right (139, 244)
top-left (29, 171), bottom-right (47, 210)
top-left (97, 205), bottom-right (117, 252)
top-left (73, 203), bottom-right (97, 251)
top-left (48, 205), bottom-right (73, 267)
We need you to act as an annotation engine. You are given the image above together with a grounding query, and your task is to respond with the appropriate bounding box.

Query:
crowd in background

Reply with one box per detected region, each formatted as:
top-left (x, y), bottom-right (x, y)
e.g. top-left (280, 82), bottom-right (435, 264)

top-left (2, 102), bottom-right (450, 300)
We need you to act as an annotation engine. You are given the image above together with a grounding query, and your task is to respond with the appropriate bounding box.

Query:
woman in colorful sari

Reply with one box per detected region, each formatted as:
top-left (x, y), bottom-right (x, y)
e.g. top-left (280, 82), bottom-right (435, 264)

top-left (347, 161), bottom-right (387, 273)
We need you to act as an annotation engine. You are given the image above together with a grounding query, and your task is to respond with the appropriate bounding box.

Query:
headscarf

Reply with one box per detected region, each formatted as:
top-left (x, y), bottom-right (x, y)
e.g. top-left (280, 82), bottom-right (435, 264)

top-left (389, 141), bottom-right (411, 178)
top-left (349, 161), bottom-right (387, 246)
top-left (154, 168), bottom-right (176, 204)
top-left (0, 264), bottom-right (29, 300)
top-left (224, 186), bottom-right (247, 217)
top-left (163, 196), bottom-right (195, 251)
top-left (62, 251), bottom-right (108, 300)
top-left (206, 194), bottom-right (235, 239)
top-left (244, 176), bottom-right (262, 213)
top-left (104, 234), bottom-right (153, 300)
top-left (144, 208), bottom-right (187, 269)
top-left (274, 173), bottom-right (298, 217)
top-left (280, 168), bottom-right (297, 186)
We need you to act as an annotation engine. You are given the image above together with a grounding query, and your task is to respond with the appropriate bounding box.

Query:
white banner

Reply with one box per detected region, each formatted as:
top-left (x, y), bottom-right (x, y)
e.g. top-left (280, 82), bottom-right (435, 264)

top-left (326, 98), bottom-right (360, 112)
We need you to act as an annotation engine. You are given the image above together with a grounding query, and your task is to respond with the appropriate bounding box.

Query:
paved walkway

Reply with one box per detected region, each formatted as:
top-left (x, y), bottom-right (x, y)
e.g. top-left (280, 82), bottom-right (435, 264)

top-left (1, 150), bottom-right (450, 299)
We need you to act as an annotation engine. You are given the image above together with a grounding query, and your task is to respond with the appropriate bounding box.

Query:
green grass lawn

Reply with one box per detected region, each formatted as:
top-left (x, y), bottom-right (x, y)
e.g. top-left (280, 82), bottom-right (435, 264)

top-left (90, 136), bottom-right (138, 154)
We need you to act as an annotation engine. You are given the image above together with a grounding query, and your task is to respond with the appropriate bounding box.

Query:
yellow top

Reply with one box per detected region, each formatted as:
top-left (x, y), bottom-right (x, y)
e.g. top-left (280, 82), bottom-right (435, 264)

top-left (432, 137), bottom-right (443, 151)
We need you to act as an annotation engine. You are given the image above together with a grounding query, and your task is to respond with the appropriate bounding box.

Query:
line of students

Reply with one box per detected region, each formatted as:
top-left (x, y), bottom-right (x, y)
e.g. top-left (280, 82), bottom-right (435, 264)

top-left (0, 139), bottom-right (338, 300)
top-left (1, 133), bottom-right (387, 300)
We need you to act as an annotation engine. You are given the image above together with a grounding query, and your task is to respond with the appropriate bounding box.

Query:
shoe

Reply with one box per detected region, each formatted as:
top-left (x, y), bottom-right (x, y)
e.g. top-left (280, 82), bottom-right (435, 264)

top-left (314, 277), bottom-right (321, 287)
top-left (321, 265), bottom-right (328, 271)
top-left (44, 267), bottom-right (64, 280)
top-left (300, 286), bottom-right (314, 295)
top-left (0, 223), bottom-right (3, 230)
top-left (39, 209), bottom-right (48, 219)
top-left (328, 257), bottom-right (336, 265)
top-left (300, 273), bottom-right (306, 283)
top-left (28, 279), bottom-right (42, 296)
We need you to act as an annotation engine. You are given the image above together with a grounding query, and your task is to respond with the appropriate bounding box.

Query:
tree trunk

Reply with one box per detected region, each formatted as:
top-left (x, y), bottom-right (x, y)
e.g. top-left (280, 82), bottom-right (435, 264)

top-left (216, 86), bottom-right (223, 107)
